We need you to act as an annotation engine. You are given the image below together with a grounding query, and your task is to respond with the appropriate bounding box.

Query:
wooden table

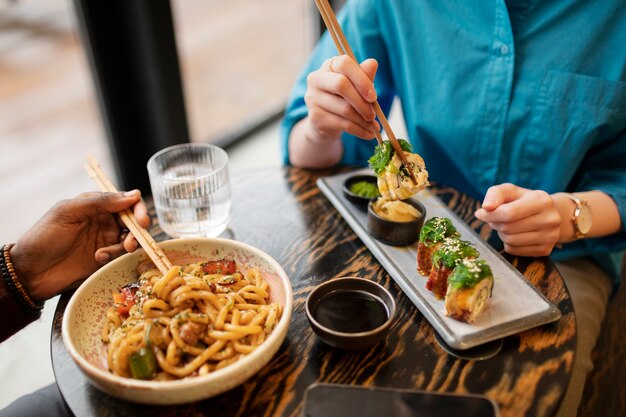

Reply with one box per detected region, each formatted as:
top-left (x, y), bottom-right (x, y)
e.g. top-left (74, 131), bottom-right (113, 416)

top-left (51, 166), bottom-right (575, 417)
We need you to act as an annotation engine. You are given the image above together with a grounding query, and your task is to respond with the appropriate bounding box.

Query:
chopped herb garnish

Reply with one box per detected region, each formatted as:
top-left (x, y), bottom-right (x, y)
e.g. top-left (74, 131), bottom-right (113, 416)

top-left (419, 217), bottom-right (460, 247)
top-left (448, 259), bottom-right (493, 289)
top-left (368, 139), bottom-right (412, 175)
top-left (432, 237), bottom-right (479, 269)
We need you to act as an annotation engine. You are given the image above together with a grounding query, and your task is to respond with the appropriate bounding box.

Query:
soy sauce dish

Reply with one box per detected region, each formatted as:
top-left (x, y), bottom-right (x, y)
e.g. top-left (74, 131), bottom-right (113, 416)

top-left (305, 277), bottom-right (395, 350)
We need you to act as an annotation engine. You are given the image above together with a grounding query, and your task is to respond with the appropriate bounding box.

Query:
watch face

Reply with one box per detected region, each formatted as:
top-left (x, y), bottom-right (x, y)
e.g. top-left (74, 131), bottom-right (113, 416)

top-left (577, 204), bottom-right (593, 235)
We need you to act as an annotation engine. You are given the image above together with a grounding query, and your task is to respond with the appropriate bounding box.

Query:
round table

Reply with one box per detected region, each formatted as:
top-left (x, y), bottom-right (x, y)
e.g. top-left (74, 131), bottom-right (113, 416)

top-left (51, 166), bottom-right (575, 417)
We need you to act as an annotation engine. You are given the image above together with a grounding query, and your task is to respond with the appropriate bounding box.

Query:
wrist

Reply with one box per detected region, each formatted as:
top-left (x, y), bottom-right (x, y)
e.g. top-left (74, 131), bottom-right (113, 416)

top-left (289, 118), bottom-right (343, 168)
top-left (1, 243), bottom-right (44, 313)
top-left (552, 193), bottom-right (577, 243)
top-left (303, 118), bottom-right (342, 145)
top-left (9, 242), bottom-right (46, 301)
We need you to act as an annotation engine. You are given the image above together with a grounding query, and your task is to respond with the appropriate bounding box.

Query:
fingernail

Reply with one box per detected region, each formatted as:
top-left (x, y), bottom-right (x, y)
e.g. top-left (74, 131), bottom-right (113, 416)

top-left (124, 190), bottom-right (139, 197)
top-left (97, 252), bottom-right (111, 263)
top-left (367, 88), bottom-right (377, 102)
top-left (483, 199), bottom-right (496, 208)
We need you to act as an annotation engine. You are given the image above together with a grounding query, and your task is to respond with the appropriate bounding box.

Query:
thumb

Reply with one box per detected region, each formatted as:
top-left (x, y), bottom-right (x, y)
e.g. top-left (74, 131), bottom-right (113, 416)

top-left (360, 58), bottom-right (378, 82)
top-left (481, 183), bottom-right (522, 211)
top-left (71, 190), bottom-right (142, 218)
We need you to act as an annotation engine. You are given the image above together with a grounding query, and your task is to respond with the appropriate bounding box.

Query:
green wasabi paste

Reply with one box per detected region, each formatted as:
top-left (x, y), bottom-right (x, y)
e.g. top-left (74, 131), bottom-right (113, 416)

top-left (349, 181), bottom-right (381, 198)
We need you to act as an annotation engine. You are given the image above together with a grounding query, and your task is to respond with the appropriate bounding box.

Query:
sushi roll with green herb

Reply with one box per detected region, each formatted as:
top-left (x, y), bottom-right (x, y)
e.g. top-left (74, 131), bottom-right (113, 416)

top-left (368, 139), bottom-right (429, 201)
top-left (416, 217), bottom-right (460, 276)
top-left (427, 237), bottom-right (478, 299)
top-left (445, 259), bottom-right (494, 323)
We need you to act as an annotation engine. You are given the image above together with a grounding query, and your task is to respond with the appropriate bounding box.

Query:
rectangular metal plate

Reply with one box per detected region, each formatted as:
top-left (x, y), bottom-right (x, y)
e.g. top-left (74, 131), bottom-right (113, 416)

top-left (317, 169), bottom-right (561, 350)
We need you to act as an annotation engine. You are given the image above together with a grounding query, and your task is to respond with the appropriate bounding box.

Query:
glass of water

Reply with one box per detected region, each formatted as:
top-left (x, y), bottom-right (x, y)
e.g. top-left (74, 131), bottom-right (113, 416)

top-left (147, 143), bottom-right (231, 238)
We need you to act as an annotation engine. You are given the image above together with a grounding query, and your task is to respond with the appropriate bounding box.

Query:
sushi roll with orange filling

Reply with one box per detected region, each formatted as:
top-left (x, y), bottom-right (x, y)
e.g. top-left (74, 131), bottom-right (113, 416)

top-left (416, 217), bottom-right (460, 276)
top-left (427, 237), bottom-right (478, 299)
top-left (445, 259), bottom-right (494, 323)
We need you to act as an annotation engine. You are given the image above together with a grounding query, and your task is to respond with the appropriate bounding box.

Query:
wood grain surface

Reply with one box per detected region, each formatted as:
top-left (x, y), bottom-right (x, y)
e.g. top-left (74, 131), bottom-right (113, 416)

top-left (51, 167), bottom-right (576, 417)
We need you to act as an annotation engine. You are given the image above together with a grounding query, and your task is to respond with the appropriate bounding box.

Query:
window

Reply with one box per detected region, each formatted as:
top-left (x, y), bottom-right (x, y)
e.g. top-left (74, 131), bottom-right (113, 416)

top-left (171, 0), bottom-right (317, 144)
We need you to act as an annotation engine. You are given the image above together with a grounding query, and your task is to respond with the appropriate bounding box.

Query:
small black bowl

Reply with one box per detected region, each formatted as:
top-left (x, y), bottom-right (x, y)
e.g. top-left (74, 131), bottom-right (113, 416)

top-left (305, 277), bottom-right (395, 350)
top-left (367, 199), bottom-right (426, 246)
top-left (342, 174), bottom-right (380, 210)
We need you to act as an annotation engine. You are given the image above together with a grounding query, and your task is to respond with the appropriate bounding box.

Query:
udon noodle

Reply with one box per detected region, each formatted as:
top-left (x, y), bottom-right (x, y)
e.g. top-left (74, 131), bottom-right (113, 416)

top-left (101, 260), bottom-right (282, 380)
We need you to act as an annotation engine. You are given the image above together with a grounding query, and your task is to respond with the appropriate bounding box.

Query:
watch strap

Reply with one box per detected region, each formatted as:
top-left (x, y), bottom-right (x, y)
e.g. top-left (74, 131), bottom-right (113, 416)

top-left (562, 193), bottom-right (588, 239)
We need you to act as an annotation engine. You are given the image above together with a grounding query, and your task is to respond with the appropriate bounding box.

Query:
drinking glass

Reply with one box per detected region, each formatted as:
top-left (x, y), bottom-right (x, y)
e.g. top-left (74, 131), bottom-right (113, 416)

top-left (147, 143), bottom-right (231, 238)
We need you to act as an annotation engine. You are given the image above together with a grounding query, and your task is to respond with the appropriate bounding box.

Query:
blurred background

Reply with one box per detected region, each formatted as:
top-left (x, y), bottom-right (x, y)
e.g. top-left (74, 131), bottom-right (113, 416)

top-left (0, 0), bottom-right (319, 407)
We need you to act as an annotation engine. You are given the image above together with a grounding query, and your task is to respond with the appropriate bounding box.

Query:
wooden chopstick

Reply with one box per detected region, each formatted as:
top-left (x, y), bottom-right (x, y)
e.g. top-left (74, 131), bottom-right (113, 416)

top-left (85, 155), bottom-right (173, 275)
top-left (313, 0), bottom-right (381, 147)
top-left (313, 0), bottom-right (418, 185)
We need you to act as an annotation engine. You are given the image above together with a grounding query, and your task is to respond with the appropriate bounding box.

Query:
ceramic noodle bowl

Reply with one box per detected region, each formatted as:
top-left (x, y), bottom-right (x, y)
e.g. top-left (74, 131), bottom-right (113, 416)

top-left (62, 238), bottom-right (293, 405)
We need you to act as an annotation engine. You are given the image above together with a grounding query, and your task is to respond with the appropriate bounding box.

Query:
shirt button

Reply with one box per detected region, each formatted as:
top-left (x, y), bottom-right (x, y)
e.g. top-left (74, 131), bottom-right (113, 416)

top-left (500, 44), bottom-right (509, 55)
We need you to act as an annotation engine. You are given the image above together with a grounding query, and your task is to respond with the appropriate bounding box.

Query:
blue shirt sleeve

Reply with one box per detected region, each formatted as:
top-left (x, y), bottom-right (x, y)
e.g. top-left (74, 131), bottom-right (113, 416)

top-left (553, 128), bottom-right (626, 242)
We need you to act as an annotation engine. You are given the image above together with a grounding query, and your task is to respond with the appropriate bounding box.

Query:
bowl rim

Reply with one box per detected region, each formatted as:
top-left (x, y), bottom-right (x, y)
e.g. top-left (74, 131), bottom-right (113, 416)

top-left (367, 198), bottom-right (426, 225)
top-left (62, 237), bottom-right (293, 390)
top-left (305, 276), bottom-right (396, 338)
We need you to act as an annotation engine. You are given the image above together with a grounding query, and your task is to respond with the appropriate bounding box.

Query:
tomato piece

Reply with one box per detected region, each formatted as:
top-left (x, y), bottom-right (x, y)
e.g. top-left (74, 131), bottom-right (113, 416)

top-left (113, 285), bottom-right (139, 316)
top-left (203, 259), bottom-right (236, 275)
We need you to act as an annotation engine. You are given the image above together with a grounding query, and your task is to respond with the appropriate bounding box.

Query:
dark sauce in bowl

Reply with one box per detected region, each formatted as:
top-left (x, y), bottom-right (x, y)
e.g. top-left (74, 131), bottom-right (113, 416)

top-left (313, 289), bottom-right (389, 333)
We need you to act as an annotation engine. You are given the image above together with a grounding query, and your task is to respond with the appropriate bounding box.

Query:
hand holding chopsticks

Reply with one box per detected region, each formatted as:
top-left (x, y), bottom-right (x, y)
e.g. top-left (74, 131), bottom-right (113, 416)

top-left (85, 155), bottom-right (173, 275)
top-left (313, 0), bottom-right (419, 185)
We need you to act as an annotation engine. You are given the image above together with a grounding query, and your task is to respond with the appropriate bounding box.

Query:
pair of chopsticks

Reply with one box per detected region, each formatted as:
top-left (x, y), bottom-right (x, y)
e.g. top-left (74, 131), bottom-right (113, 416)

top-left (85, 155), bottom-right (173, 275)
top-left (313, 0), bottom-right (418, 185)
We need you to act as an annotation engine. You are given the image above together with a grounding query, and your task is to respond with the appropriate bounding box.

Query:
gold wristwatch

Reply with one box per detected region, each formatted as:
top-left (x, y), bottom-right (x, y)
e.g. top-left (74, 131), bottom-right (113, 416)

top-left (563, 193), bottom-right (592, 240)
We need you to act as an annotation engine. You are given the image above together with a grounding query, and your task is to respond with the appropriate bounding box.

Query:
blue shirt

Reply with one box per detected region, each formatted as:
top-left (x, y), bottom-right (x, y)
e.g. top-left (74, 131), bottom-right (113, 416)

top-left (281, 0), bottom-right (626, 285)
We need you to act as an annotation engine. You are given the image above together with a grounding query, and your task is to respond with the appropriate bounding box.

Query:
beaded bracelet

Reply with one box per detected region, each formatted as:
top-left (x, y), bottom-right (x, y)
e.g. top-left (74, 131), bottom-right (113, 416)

top-left (1, 243), bottom-right (44, 314)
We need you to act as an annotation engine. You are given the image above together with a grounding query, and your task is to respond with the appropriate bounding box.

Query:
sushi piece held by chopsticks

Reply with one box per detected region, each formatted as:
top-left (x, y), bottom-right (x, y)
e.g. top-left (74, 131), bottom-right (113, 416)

top-left (368, 139), bottom-right (429, 201)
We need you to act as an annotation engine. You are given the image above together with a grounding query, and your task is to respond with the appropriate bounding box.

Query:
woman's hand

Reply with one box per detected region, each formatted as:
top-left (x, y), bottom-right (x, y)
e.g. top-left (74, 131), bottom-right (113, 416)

top-left (9, 191), bottom-right (150, 301)
top-left (304, 55), bottom-right (380, 142)
top-left (474, 183), bottom-right (562, 257)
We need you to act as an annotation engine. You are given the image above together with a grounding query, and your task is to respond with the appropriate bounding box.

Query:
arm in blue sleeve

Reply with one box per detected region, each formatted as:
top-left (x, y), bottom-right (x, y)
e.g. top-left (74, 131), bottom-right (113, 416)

top-left (280, 0), bottom-right (396, 166)
top-left (564, 130), bottom-right (626, 256)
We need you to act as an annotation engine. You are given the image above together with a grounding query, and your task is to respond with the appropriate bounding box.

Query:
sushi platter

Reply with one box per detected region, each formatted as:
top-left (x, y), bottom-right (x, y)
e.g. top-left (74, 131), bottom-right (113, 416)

top-left (317, 168), bottom-right (562, 350)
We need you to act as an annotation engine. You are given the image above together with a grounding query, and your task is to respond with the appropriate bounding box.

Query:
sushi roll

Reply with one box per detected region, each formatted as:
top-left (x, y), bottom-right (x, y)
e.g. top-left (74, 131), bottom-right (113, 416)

top-left (377, 151), bottom-right (429, 201)
top-left (416, 217), bottom-right (460, 276)
top-left (445, 259), bottom-right (494, 323)
top-left (427, 237), bottom-right (478, 299)
top-left (368, 139), bottom-right (429, 201)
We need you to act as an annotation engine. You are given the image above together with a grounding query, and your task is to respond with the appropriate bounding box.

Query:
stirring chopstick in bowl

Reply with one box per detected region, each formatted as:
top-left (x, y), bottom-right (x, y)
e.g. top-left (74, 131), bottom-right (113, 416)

top-left (313, 0), bottom-right (418, 185)
top-left (85, 155), bottom-right (173, 275)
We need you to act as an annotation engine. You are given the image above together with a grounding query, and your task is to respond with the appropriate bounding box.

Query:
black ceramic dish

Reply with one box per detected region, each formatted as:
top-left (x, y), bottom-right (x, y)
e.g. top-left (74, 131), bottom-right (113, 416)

top-left (367, 199), bottom-right (426, 246)
top-left (342, 174), bottom-right (380, 210)
top-left (305, 277), bottom-right (396, 350)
